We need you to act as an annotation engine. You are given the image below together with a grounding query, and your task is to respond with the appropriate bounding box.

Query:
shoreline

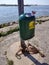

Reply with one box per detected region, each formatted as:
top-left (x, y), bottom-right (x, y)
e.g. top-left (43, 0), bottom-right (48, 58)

top-left (0, 16), bottom-right (49, 28)
top-left (0, 21), bottom-right (18, 28)
top-left (0, 16), bottom-right (49, 37)
top-left (0, 24), bottom-right (19, 37)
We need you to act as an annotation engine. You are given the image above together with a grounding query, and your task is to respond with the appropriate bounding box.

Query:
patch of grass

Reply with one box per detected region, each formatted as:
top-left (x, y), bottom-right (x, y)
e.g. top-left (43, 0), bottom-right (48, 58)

top-left (7, 27), bottom-right (19, 35)
top-left (0, 22), bottom-right (17, 28)
top-left (0, 32), bottom-right (7, 37)
top-left (4, 51), bottom-right (7, 55)
top-left (7, 60), bottom-right (14, 65)
top-left (35, 22), bottom-right (38, 25)
top-left (6, 57), bottom-right (14, 65)
top-left (37, 20), bottom-right (42, 24)
top-left (0, 23), bottom-right (8, 28)
top-left (0, 27), bottom-right (19, 37)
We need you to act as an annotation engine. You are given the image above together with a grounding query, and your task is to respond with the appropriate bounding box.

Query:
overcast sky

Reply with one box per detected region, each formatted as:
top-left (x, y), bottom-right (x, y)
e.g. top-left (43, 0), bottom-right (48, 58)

top-left (0, 0), bottom-right (49, 5)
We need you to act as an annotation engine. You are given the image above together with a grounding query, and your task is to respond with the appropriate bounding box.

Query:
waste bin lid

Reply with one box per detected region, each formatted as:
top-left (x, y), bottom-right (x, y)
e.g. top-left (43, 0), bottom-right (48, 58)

top-left (25, 12), bottom-right (35, 17)
top-left (19, 12), bottom-right (35, 18)
top-left (25, 13), bottom-right (31, 17)
top-left (19, 13), bottom-right (32, 19)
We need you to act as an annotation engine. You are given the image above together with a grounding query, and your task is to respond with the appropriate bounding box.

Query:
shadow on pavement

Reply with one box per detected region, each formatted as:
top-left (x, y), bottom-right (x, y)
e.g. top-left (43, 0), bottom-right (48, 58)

top-left (24, 53), bottom-right (48, 65)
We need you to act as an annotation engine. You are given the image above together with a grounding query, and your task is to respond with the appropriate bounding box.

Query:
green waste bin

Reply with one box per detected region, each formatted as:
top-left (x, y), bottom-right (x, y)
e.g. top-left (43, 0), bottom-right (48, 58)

top-left (19, 13), bottom-right (35, 40)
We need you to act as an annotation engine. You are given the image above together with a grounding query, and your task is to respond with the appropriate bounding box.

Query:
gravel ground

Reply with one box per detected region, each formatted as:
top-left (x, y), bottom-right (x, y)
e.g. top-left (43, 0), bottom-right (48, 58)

top-left (0, 31), bottom-right (20, 65)
top-left (0, 20), bottom-right (49, 65)
top-left (35, 21), bottom-right (49, 64)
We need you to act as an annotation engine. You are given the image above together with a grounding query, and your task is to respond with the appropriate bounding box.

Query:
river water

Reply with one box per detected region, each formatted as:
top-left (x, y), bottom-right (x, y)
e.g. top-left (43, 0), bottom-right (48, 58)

top-left (0, 5), bottom-right (49, 24)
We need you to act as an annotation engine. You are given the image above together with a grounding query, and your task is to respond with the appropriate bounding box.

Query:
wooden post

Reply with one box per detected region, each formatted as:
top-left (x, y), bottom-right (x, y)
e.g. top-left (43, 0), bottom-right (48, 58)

top-left (18, 0), bottom-right (24, 15)
top-left (18, 0), bottom-right (25, 43)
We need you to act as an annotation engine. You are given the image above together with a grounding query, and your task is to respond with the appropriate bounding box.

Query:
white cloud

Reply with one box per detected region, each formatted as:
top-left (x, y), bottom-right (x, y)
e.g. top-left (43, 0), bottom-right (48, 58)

top-left (0, 0), bottom-right (49, 5)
